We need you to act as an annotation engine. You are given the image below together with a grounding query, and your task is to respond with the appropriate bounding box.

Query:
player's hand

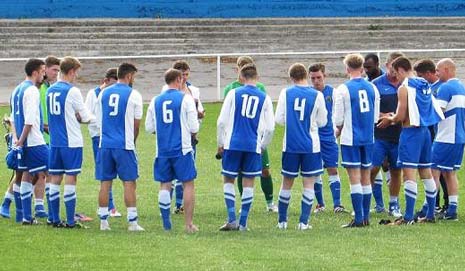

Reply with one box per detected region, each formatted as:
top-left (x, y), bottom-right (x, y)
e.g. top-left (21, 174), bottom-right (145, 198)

top-left (377, 116), bottom-right (393, 129)
top-left (75, 113), bottom-right (82, 123)
top-left (334, 127), bottom-right (341, 138)
top-left (198, 111), bottom-right (205, 119)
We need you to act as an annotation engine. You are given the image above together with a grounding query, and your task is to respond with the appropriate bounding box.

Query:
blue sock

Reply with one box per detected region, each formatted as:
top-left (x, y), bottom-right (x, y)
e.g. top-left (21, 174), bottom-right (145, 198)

top-left (49, 184), bottom-right (61, 224)
top-left (423, 179), bottom-right (436, 219)
top-left (350, 184), bottom-right (363, 224)
top-left (108, 189), bottom-right (115, 211)
top-left (20, 181), bottom-right (33, 222)
top-left (362, 185), bottom-right (372, 221)
top-left (239, 187), bottom-right (254, 228)
top-left (373, 171), bottom-right (384, 208)
top-left (278, 189), bottom-right (291, 223)
top-left (13, 184), bottom-right (22, 223)
top-left (448, 195), bottom-right (458, 214)
top-left (64, 185), bottom-right (76, 226)
top-left (223, 183), bottom-right (236, 223)
top-left (175, 180), bottom-right (183, 209)
top-left (329, 175), bottom-right (341, 207)
top-left (2, 191), bottom-right (13, 208)
top-left (45, 183), bottom-right (53, 222)
top-left (404, 180), bottom-right (417, 221)
top-left (314, 176), bottom-right (324, 206)
top-left (158, 189), bottom-right (171, 230)
top-left (299, 188), bottom-right (314, 225)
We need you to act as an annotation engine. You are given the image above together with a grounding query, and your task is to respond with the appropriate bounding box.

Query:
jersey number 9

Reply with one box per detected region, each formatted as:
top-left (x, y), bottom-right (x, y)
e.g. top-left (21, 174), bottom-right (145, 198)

top-left (48, 92), bottom-right (61, 115)
top-left (108, 94), bottom-right (119, 116)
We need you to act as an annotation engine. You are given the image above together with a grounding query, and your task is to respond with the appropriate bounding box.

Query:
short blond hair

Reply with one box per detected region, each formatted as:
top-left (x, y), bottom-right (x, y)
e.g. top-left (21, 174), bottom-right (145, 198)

top-left (60, 56), bottom-right (81, 75)
top-left (343, 53), bottom-right (364, 70)
top-left (237, 56), bottom-right (255, 68)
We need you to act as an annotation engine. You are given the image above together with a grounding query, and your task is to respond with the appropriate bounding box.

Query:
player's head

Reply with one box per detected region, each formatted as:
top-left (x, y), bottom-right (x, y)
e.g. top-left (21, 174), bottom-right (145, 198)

top-left (237, 56), bottom-right (254, 69)
top-left (391, 56), bottom-right (412, 81)
top-left (413, 59), bottom-right (437, 83)
top-left (436, 58), bottom-right (456, 82)
top-left (239, 63), bottom-right (258, 82)
top-left (24, 58), bottom-right (46, 85)
top-left (308, 63), bottom-right (326, 91)
top-left (103, 68), bottom-right (118, 88)
top-left (385, 52), bottom-right (405, 77)
top-left (117, 63), bottom-right (137, 86)
top-left (363, 53), bottom-right (380, 79)
top-left (44, 55), bottom-right (60, 83)
top-left (288, 63), bottom-right (308, 83)
top-left (343, 53), bottom-right (364, 75)
top-left (172, 60), bottom-right (190, 84)
top-left (60, 56), bottom-right (81, 83)
top-left (164, 68), bottom-right (182, 89)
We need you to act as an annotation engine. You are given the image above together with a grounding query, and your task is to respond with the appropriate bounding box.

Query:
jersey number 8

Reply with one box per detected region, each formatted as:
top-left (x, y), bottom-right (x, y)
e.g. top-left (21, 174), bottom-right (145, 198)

top-left (358, 90), bottom-right (370, 113)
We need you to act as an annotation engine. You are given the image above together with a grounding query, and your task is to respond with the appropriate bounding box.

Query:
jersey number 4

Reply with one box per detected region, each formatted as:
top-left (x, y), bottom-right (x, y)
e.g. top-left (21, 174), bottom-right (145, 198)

top-left (241, 94), bottom-right (259, 119)
top-left (358, 90), bottom-right (370, 113)
top-left (48, 92), bottom-right (61, 115)
top-left (294, 98), bottom-right (306, 121)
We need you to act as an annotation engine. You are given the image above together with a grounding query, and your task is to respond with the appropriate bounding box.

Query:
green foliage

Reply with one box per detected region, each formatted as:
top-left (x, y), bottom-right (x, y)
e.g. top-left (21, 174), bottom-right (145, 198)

top-left (1, 104), bottom-right (465, 270)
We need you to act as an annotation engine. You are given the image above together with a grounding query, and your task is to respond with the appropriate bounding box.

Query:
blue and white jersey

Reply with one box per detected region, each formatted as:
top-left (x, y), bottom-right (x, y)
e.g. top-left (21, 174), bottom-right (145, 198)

top-left (97, 83), bottom-right (143, 150)
top-left (85, 86), bottom-right (102, 138)
top-left (434, 78), bottom-right (465, 144)
top-left (47, 81), bottom-right (93, 148)
top-left (12, 80), bottom-right (45, 147)
top-left (145, 89), bottom-right (199, 158)
top-left (334, 77), bottom-right (380, 146)
top-left (402, 77), bottom-right (444, 127)
top-left (431, 80), bottom-right (444, 97)
top-left (318, 85), bottom-right (336, 142)
top-left (275, 85), bottom-right (327, 153)
top-left (217, 84), bottom-right (275, 154)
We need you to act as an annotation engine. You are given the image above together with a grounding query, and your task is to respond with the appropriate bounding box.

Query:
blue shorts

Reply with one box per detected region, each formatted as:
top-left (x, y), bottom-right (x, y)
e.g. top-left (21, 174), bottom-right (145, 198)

top-left (222, 150), bottom-right (262, 178)
top-left (97, 148), bottom-right (138, 181)
top-left (320, 140), bottom-right (338, 168)
top-left (19, 145), bottom-right (48, 174)
top-left (49, 147), bottom-right (83, 176)
top-left (341, 144), bottom-right (373, 169)
top-left (398, 127), bottom-right (432, 168)
top-left (372, 139), bottom-right (400, 169)
top-left (281, 152), bottom-right (323, 178)
top-left (432, 142), bottom-right (464, 171)
top-left (154, 152), bottom-right (197, 183)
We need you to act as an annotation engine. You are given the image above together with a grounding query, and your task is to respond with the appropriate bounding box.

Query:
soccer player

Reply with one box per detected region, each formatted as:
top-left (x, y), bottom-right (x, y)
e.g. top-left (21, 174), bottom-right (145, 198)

top-left (223, 56), bottom-right (277, 212)
top-left (161, 60), bottom-right (205, 214)
top-left (308, 63), bottom-right (346, 213)
top-left (217, 63), bottom-right (275, 231)
top-left (12, 58), bottom-right (48, 225)
top-left (37, 55), bottom-right (59, 221)
top-left (146, 68), bottom-right (199, 233)
top-left (370, 52), bottom-right (405, 217)
top-left (413, 59), bottom-right (448, 216)
top-left (85, 67), bottom-right (122, 218)
top-left (47, 56), bottom-right (93, 228)
top-left (96, 62), bottom-right (144, 231)
top-left (275, 63), bottom-right (327, 230)
top-left (432, 58), bottom-right (465, 220)
top-left (334, 53), bottom-right (380, 228)
top-left (378, 56), bottom-right (444, 225)
top-left (363, 53), bottom-right (384, 81)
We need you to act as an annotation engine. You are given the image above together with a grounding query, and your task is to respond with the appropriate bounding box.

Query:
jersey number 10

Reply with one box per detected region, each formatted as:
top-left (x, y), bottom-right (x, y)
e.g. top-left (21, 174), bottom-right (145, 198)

top-left (241, 94), bottom-right (259, 119)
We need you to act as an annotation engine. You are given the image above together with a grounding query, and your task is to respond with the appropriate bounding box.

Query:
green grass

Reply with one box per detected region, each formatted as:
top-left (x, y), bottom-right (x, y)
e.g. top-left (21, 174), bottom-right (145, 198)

top-left (1, 103), bottom-right (465, 270)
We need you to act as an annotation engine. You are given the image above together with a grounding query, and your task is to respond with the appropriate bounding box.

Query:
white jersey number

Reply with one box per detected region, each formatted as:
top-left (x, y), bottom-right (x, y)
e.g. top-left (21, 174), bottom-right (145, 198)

top-left (358, 90), bottom-right (370, 113)
top-left (108, 94), bottom-right (119, 116)
top-left (294, 98), bottom-right (306, 121)
top-left (162, 100), bottom-right (173, 123)
top-left (48, 92), bottom-right (61, 115)
top-left (241, 94), bottom-right (259, 119)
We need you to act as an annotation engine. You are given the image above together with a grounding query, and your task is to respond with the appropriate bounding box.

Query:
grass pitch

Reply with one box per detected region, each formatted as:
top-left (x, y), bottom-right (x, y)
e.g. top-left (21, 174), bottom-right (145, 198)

top-left (1, 103), bottom-right (465, 270)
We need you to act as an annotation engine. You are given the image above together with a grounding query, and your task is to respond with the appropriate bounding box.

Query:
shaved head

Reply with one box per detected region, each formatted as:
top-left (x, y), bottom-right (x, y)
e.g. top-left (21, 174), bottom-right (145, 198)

top-left (436, 58), bottom-right (456, 81)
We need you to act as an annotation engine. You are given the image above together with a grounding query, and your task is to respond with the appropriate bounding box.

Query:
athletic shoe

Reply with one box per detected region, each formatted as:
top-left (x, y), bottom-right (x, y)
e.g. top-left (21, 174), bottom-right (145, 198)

top-left (437, 211), bottom-right (458, 221)
top-left (0, 204), bottom-right (10, 218)
top-left (392, 218), bottom-right (415, 226)
top-left (239, 225), bottom-right (249, 232)
top-left (417, 217), bottom-right (435, 224)
top-left (100, 220), bottom-right (111, 231)
top-left (434, 206), bottom-right (443, 215)
top-left (389, 206), bottom-right (403, 218)
top-left (22, 218), bottom-right (40, 225)
top-left (371, 205), bottom-right (386, 213)
top-left (66, 222), bottom-right (89, 229)
top-left (313, 204), bottom-right (325, 214)
top-left (341, 220), bottom-right (364, 228)
top-left (276, 221), bottom-right (288, 230)
top-left (333, 205), bottom-right (348, 213)
top-left (109, 208), bottom-right (122, 218)
top-left (296, 222), bottom-right (312, 230)
top-left (128, 223), bottom-right (145, 231)
top-left (52, 221), bottom-right (66, 228)
top-left (219, 221), bottom-right (239, 231)
top-left (173, 206), bottom-right (184, 215)
top-left (75, 213), bottom-right (93, 222)
top-left (267, 203), bottom-right (278, 213)
top-left (46, 219), bottom-right (53, 226)
top-left (34, 205), bottom-right (47, 218)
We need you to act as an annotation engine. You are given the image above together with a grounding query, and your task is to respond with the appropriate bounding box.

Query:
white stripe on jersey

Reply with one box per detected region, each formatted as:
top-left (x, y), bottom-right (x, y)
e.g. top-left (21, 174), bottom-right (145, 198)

top-left (23, 85), bottom-right (45, 147)
top-left (85, 88), bottom-right (100, 138)
top-left (334, 84), bottom-right (354, 146)
top-left (124, 90), bottom-right (143, 150)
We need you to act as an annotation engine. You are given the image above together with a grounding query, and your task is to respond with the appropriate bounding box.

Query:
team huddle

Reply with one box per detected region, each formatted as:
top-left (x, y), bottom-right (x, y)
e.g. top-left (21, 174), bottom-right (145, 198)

top-left (1, 51), bottom-right (464, 232)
